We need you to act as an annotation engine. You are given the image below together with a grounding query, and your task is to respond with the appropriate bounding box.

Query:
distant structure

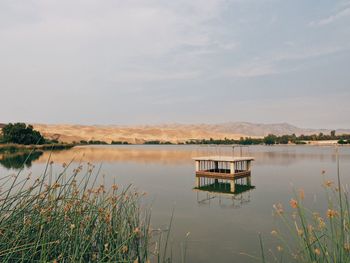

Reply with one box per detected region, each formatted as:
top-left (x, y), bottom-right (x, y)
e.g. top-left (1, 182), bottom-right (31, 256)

top-left (193, 155), bottom-right (254, 193)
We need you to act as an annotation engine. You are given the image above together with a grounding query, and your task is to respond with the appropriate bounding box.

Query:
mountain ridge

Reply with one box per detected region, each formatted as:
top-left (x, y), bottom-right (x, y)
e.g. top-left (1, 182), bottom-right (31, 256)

top-left (20, 122), bottom-right (350, 144)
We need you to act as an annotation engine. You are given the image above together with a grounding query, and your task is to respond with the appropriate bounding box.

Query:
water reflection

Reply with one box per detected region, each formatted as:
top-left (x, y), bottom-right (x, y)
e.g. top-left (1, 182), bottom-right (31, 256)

top-left (37, 146), bottom-right (196, 165)
top-left (195, 182), bottom-right (255, 209)
top-left (0, 151), bottom-right (43, 169)
top-left (30, 145), bottom-right (350, 166)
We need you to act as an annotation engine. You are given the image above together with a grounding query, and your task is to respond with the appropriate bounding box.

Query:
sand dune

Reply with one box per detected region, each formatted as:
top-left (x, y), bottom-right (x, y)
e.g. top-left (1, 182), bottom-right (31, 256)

top-left (33, 123), bottom-right (248, 144)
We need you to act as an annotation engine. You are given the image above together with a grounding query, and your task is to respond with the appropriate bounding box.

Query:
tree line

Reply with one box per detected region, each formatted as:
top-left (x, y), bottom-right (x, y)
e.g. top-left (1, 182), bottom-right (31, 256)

top-left (185, 131), bottom-right (350, 145)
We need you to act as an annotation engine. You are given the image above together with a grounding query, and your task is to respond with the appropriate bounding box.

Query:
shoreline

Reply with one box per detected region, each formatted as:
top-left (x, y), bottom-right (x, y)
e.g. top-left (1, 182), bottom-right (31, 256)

top-left (0, 143), bottom-right (75, 153)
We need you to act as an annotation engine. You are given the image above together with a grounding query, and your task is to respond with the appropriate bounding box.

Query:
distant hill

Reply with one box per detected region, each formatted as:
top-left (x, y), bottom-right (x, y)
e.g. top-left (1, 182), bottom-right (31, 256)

top-left (197, 122), bottom-right (332, 137)
top-left (32, 122), bottom-right (350, 144)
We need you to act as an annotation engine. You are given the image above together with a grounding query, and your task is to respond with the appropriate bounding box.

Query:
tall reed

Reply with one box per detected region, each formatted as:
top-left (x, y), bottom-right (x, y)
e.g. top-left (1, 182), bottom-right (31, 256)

top-left (0, 157), bottom-right (151, 262)
top-left (262, 147), bottom-right (349, 262)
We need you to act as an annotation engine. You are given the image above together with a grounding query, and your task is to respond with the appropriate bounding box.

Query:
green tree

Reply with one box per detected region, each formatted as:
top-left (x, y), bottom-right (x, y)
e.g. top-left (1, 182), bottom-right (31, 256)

top-left (2, 123), bottom-right (45, 145)
top-left (331, 130), bottom-right (336, 138)
top-left (264, 134), bottom-right (277, 145)
top-left (278, 135), bottom-right (289, 144)
top-left (318, 132), bottom-right (324, 140)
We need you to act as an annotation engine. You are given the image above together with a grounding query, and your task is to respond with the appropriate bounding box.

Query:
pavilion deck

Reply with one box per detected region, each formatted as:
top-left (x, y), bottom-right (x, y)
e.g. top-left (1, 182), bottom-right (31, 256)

top-left (196, 169), bottom-right (251, 180)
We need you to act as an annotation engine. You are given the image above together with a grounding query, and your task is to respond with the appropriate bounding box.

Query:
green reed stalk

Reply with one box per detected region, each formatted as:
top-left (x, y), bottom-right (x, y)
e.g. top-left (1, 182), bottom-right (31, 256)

top-left (265, 146), bottom-right (350, 263)
top-left (0, 156), bottom-right (152, 262)
top-left (259, 233), bottom-right (266, 263)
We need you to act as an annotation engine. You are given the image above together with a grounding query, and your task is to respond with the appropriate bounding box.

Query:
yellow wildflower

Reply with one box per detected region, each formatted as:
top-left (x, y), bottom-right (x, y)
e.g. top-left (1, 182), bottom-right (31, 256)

top-left (271, 230), bottom-right (278, 236)
top-left (273, 203), bottom-right (284, 215)
top-left (324, 180), bottom-right (333, 187)
top-left (122, 245), bottom-right (128, 253)
top-left (327, 209), bottom-right (338, 218)
top-left (290, 199), bottom-right (298, 209)
top-left (345, 243), bottom-right (350, 251)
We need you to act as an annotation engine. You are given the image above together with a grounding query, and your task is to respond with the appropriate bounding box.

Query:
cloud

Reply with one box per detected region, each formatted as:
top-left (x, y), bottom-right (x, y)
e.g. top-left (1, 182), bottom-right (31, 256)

top-left (106, 70), bottom-right (201, 83)
top-left (273, 46), bottom-right (344, 61)
top-left (224, 92), bottom-right (350, 128)
top-left (224, 45), bottom-right (345, 78)
top-left (225, 61), bottom-right (277, 77)
top-left (309, 7), bottom-right (350, 26)
top-left (0, 0), bottom-right (231, 85)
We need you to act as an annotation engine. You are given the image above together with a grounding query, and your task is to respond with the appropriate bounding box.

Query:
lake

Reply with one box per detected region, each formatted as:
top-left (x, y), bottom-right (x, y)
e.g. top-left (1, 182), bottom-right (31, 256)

top-left (1, 145), bottom-right (350, 262)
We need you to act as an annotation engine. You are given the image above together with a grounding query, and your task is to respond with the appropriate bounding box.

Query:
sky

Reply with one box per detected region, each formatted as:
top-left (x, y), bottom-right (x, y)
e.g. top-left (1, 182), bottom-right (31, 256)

top-left (0, 0), bottom-right (349, 129)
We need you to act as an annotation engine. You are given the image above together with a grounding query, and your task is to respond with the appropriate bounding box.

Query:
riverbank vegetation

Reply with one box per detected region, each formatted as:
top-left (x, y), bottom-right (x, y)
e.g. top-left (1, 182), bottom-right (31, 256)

top-left (0, 123), bottom-right (74, 153)
top-left (185, 132), bottom-right (350, 145)
top-left (260, 150), bottom-right (349, 262)
top-left (338, 139), bottom-right (350, 144)
top-left (0, 144), bottom-right (75, 154)
top-left (144, 140), bottom-right (173, 145)
top-left (0, 159), bottom-right (154, 262)
top-left (79, 140), bottom-right (109, 145)
top-left (77, 133), bottom-right (350, 146)
top-left (111, 141), bottom-right (130, 145)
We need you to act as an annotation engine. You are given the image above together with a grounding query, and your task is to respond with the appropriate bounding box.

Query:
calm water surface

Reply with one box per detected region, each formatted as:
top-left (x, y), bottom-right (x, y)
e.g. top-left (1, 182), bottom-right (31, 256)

top-left (1, 145), bottom-right (350, 262)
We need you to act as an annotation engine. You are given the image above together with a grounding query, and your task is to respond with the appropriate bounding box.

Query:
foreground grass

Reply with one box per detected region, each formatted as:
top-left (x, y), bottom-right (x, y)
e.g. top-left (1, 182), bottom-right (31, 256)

top-left (263, 148), bottom-right (349, 263)
top-left (0, 157), bottom-right (152, 262)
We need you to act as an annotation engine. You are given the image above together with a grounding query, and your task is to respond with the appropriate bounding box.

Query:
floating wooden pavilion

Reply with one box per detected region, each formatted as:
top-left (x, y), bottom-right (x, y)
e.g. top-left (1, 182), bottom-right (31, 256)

top-left (193, 155), bottom-right (254, 193)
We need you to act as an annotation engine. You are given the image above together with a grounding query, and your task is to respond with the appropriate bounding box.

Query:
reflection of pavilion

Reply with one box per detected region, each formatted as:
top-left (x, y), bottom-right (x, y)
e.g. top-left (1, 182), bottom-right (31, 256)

top-left (194, 182), bottom-right (255, 208)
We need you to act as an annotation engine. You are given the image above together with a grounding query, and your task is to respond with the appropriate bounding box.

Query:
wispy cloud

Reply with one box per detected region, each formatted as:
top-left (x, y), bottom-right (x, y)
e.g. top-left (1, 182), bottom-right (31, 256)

top-left (224, 46), bottom-right (349, 78)
top-left (309, 7), bottom-right (350, 26)
top-left (224, 45), bottom-right (345, 78)
top-left (225, 61), bottom-right (277, 78)
top-left (107, 70), bottom-right (201, 83)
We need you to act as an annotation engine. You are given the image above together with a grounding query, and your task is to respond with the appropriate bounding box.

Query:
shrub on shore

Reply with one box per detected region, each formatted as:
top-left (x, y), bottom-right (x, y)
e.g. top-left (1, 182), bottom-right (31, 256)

top-left (338, 139), bottom-right (350, 144)
top-left (111, 141), bottom-right (129, 145)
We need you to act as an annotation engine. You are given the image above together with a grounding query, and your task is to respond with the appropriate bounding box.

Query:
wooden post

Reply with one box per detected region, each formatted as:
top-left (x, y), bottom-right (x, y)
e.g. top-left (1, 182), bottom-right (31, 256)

top-left (195, 160), bottom-right (200, 172)
top-left (230, 180), bottom-right (235, 193)
top-left (230, 161), bottom-right (235, 192)
top-left (196, 177), bottom-right (200, 188)
top-left (230, 162), bottom-right (235, 174)
top-left (247, 160), bottom-right (251, 171)
top-left (247, 176), bottom-right (251, 186)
